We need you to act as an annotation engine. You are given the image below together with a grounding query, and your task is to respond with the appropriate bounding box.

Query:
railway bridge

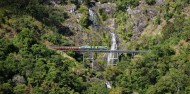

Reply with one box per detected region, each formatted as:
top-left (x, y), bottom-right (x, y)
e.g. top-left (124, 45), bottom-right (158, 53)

top-left (50, 46), bottom-right (148, 66)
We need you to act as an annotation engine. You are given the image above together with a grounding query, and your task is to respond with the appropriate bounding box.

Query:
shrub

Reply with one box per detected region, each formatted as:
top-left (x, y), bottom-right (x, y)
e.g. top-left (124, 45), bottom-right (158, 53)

top-left (155, 15), bottom-right (161, 25)
top-left (79, 14), bottom-right (89, 28)
top-left (145, 0), bottom-right (156, 5)
top-left (42, 33), bottom-right (70, 45)
top-left (116, 0), bottom-right (139, 11)
top-left (99, 9), bottom-right (108, 21)
top-left (78, 5), bottom-right (88, 13)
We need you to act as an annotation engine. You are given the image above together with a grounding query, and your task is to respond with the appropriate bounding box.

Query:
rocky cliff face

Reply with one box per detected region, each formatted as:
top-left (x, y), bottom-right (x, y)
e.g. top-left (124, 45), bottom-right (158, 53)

top-left (53, 0), bottom-right (163, 49)
top-left (56, 1), bottom-right (117, 46)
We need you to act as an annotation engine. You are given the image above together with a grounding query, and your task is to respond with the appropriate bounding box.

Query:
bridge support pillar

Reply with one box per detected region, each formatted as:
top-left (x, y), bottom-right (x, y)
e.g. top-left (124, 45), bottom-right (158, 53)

top-left (107, 52), bottom-right (119, 66)
top-left (82, 52), bottom-right (94, 69)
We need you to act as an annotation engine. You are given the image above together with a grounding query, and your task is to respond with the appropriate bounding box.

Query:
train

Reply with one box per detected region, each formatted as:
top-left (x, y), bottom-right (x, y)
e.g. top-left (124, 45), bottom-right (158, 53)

top-left (80, 46), bottom-right (108, 50)
top-left (51, 46), bottom-right (108, 50)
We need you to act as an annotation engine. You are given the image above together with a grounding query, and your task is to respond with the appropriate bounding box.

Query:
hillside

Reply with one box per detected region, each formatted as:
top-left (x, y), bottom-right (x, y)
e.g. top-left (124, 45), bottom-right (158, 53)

top-left (0, 0), bottom-right (190, 94)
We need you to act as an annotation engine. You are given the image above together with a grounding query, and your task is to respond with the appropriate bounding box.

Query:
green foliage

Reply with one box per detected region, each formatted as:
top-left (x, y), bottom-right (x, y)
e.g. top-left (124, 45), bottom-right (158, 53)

top-left (84, 82), bottom-right (109, 94)
top-left (116, 0), bottom-right (139, 11)
top-left (42, 33), bottom-right (70, 45)
top-left (99, 9), bottom-right (108, 21)
top-left (0, 83), bottom-right (13, 93)
top-left (13, 84), bottom-right (26, 94)
top-left (146, 69), bottom-right (189, 94)
top-left (1, 0), bottom-right (190, 94)
top-left (104, 67), bottom-right (121, 81)
top-left (13, 28), bottom-right (37, 48)
top-left (115, 11), bottom-right (133, 41)
top-left (48, 10), bottom-right (67, 25)
top-left (11, 16), bottom-right (36, 31)
top-left (78, 5), bottom-right (90, 27)
top-left (145, 0), bottom-right (156, 5)
top-left (154, 15), bottom-right (161, 25)
top-left (79, 14), bottom-right (89, 28)
top-left (99, 0), bottom-right (109, 3)
top-left (78, 4), bottom-right (88, 13)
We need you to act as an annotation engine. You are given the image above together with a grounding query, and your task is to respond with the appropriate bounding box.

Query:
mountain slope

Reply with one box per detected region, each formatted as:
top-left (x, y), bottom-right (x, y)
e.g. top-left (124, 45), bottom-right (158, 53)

top-left (0, 0), bottom-right (190, 94)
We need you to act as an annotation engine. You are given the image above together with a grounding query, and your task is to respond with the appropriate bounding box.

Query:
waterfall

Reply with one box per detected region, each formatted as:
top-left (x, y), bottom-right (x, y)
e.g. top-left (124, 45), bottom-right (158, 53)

top-left (106, 81), bottom-right (111, 88)
top-left (88, 9), bottom-right (99, 25)
top-left (107, 33), bottom-right (117, 65)
top-left (89, 9), bottom-right (94, 20)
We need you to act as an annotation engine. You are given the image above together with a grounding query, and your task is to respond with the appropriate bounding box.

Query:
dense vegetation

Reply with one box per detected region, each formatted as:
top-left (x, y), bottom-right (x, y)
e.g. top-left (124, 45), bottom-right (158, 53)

top-left (0, 0), bottom-right (190, 94)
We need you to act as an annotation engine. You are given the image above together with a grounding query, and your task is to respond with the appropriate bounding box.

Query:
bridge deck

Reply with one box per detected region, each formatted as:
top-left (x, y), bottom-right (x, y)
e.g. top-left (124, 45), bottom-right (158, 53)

top-left (61, 50), bottom-right (148, 53)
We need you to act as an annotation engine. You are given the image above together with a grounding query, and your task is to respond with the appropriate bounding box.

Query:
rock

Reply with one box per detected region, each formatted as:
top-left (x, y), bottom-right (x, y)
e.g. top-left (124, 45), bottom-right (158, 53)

top-left (156, 0), bottom-right (165, 5)
top-left (133, 16), bottom-right (148, 32)
top-left (96, 74), bottom-right (104, 80)
top-left (131, 15), bottom-right (147, 40)
top-left (64, 4), bottom-right (76, 14)
top-left (105, 18), bottom-right (116, 31)
top-left (127, 4), bottom-right (158, 40)
top-left (96, 2), bottom-right (116, 15)
top-left (89, 77), bottom-right (97, 82)
top-left (93, 62), bottom-right (104, 71)
top-left (12, 75), bottom-right (26, 84)
top-left (78, 0), bottom-right (83, 4)
top-left (146, 9), bottom-right (158, 18)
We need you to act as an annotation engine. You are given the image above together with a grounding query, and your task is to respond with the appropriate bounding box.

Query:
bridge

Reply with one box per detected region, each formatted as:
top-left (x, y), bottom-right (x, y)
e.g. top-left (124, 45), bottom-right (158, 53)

top-left (51, 46), bottom-right (148, 67)
top-left (60, 50), bottom-right (148, 53)
top-left (50, 46), bottom-right (147, 53)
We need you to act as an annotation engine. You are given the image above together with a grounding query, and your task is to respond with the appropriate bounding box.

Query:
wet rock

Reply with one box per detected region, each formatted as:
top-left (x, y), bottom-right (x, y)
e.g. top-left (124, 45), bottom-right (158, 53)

top-left (88, 1), bottom-right (96, 7)
top-left (89, 9), bottom-right (100, 25)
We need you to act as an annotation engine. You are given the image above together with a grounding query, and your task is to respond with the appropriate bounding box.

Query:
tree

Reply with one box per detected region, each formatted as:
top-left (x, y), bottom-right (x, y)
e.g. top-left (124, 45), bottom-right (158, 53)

top-left (13, 84), bottom-right (26, 94)
top-left (13, 28), bottom-right (37, 48)
top-left (147, 69), bottom-right (188, 94)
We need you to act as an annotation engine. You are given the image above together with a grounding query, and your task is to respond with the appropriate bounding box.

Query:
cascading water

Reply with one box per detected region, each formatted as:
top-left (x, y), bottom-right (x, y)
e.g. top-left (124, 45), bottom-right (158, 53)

top-left (89, 9), bottom-right (94, 20)
top-left (88, 9), bottom-right (98, 25)
top-left (107, 33), bottom-right (117, 65)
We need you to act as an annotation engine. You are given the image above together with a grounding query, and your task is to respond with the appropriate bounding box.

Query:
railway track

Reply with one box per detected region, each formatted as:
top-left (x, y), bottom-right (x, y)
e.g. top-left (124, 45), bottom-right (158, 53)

top-left (60, 50), bottom-right (148, 53)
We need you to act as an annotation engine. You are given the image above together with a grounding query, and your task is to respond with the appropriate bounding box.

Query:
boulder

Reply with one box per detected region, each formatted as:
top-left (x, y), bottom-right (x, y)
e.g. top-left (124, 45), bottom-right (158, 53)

top-left (12, 75), bottom-right (26, 84)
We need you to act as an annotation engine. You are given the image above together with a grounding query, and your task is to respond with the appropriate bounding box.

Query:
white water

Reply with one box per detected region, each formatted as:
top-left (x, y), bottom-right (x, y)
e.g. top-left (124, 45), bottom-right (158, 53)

top-left (89, 9), bottom-right (95, 22)
top-left (88, 9), bottom-right (98, 25)
top-left (89, 9), bottom-right (94, 15)
top-left (106, 81), bottom-right (111, 88)
top-left (107, 33), bottom-right (117, 65)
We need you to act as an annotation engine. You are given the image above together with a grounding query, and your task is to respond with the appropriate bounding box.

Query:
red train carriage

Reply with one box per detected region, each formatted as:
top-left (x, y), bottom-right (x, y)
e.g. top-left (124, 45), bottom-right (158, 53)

top-left (52, 46), bottom-right (80, 50)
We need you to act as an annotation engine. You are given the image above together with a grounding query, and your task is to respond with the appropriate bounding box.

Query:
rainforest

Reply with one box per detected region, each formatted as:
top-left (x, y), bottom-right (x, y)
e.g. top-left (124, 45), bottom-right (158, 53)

top-left (0, 0), bottom-right (190, 94)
